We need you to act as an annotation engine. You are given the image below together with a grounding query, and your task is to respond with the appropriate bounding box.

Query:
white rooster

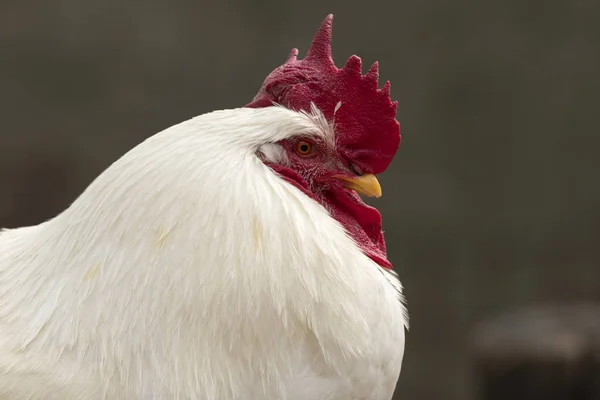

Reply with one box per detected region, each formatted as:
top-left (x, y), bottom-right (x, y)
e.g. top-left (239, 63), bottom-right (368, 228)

top-left (0, 15), bottom-right (407, 400)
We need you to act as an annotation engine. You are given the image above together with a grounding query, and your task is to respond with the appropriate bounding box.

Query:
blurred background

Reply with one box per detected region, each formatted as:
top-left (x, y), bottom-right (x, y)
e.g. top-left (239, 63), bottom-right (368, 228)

top-left (1, 1), bottom-right (599, 399)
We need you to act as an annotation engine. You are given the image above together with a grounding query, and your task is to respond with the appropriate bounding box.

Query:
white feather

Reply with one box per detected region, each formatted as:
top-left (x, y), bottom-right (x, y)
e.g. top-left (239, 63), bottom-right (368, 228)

top-left (0, 106), bottom-right (407, 399)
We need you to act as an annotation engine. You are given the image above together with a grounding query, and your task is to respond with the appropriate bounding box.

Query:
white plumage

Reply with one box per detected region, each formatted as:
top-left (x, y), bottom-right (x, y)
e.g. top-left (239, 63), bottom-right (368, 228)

top-left (0, 106), bottom-right (407, 399)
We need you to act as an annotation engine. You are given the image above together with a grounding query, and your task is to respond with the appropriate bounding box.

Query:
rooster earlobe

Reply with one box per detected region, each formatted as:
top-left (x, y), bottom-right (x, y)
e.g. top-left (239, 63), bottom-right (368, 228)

top-left (304, 14), bottom-right (334, 64)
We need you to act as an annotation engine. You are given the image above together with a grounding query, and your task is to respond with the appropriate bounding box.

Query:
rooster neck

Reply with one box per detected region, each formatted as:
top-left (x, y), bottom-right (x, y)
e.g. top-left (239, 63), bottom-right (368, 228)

top-left (0, 107), bottom-right (407, 398)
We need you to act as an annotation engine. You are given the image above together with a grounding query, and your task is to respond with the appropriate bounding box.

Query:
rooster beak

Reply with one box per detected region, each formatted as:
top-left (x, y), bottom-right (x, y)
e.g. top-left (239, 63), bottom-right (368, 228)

top-left (332, 174), bottom-right (382, 198)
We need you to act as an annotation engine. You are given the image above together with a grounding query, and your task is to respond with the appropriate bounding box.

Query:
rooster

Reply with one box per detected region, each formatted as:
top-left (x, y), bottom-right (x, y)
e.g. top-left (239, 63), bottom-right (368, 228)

top-left (0, 14), bottom-right (407, 400)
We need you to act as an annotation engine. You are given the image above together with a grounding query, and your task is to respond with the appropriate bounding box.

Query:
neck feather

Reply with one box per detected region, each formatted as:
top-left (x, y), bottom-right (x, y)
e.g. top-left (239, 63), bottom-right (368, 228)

top-left (0, 107), bottom-right (404, 396)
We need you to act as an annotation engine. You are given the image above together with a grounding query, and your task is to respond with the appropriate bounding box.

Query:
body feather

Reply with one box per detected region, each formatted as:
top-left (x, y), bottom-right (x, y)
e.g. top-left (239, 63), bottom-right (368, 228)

top-left (0, 107), bottom-right (406, 399)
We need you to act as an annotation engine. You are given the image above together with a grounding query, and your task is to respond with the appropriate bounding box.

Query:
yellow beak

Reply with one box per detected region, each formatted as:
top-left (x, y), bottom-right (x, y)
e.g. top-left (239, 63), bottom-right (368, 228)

top-left (332, 173), bottom-right (382, 198)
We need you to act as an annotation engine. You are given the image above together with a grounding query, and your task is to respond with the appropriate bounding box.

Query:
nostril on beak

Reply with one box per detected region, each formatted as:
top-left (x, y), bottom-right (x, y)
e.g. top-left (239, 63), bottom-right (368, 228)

top-left (349, 163), bottom-right (363, 176)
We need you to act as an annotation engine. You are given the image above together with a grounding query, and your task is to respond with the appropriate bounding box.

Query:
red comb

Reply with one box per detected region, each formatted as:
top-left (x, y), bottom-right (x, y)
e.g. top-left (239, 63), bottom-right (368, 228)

top-left (246, 14), bottom-right (401, 174)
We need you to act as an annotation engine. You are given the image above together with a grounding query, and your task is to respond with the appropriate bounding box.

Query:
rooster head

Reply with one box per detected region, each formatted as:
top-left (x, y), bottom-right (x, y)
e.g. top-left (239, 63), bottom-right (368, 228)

top-left (247, 15), bottom-right (401, 269)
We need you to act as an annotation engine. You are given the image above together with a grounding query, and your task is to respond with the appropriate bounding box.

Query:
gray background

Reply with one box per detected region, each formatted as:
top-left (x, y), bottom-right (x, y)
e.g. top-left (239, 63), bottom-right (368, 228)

top-left (1, 1), bottom-right (599, 399)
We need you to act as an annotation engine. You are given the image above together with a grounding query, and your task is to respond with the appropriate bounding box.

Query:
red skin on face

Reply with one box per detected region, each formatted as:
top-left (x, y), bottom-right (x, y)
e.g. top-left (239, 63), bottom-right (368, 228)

top-left (248, 15), bottom-right (400, 269)
top-left (265, 137), bottom-right (392, 269)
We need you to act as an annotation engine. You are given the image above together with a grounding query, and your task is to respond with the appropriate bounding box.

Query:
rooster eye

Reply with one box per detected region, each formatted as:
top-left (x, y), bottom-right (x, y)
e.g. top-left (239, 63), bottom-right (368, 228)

top-left (295, 140), bottom-right (314, 156)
